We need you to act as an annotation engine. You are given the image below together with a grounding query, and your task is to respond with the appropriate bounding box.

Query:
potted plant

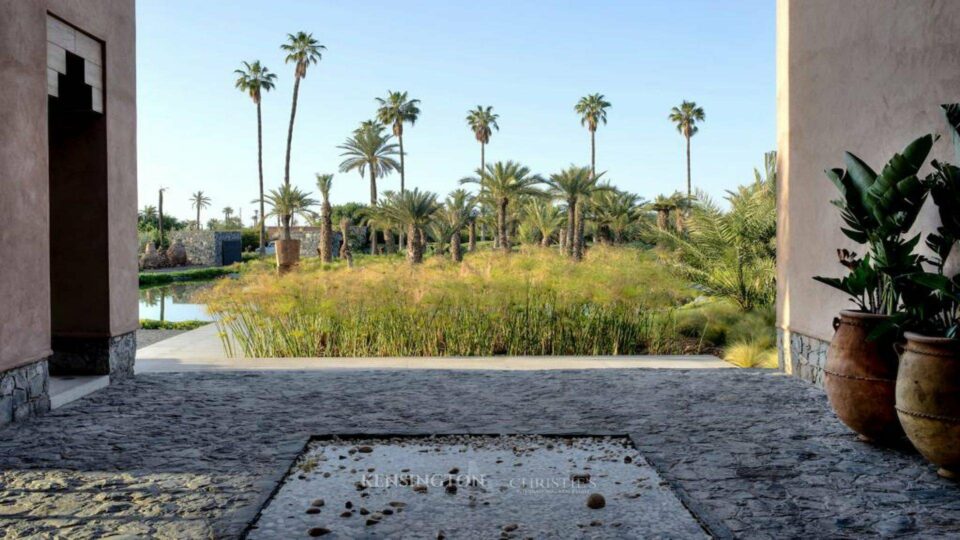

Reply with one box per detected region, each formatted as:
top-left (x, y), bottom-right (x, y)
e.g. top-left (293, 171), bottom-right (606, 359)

top-left (896, 105), bottom-right (960, 478)
top-left (814, 134), bottom-right (933, 443)
top-left (264, 184), bottom-right (318, 273)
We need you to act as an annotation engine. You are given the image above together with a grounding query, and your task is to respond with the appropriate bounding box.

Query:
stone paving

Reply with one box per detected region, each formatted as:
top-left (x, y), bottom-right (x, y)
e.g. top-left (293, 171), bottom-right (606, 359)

top-left (0, 369), bottom-right (958, 538)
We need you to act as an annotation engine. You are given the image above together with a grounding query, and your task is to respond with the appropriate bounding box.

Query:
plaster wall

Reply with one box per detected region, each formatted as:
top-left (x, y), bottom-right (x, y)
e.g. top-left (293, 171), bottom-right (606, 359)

top-left (776, 0), bottom-right (960, 361)
top-left (0, 0), bottom-right (136, 372)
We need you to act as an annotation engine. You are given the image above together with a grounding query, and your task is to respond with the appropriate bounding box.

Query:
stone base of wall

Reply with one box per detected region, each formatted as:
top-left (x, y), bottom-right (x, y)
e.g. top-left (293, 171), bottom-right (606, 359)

top-left (778, 328), bottom-right (829, 387)
top-left (0, 359), bottom-right (50, 426)
top-left (49, 331), bottom-right (136, 381)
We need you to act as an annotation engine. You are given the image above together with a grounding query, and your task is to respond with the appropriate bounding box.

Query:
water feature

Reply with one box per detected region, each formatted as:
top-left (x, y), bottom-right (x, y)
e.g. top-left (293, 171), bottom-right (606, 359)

top-left (139, 281), bottom-right (215, 322)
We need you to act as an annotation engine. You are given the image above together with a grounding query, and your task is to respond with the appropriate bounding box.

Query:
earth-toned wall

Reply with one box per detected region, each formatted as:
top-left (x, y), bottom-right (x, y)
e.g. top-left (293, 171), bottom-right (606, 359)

top-left (776, 0), bottom-right (960, 382)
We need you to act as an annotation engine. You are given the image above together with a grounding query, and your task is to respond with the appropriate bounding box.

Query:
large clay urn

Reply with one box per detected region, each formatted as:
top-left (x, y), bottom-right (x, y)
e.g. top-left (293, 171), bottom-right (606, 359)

top-left (896, 333), bottom-right (960, 479)
top-left (275, 239), bottom-right (301, 274)
top-left (824, 310), bottom-right (903, 443)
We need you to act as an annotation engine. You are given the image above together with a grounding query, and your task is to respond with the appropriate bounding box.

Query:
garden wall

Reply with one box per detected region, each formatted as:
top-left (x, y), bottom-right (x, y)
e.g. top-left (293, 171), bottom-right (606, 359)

top-left (170, 230), bottom-right (242, 266)
top-left (776, 0), bottom-right (960, 384)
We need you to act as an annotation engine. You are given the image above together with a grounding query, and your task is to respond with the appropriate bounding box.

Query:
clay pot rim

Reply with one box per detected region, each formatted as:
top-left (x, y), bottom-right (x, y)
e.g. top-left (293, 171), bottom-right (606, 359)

top-left (903, 332), bottom-right (960, 346)
top-left (839, 309), bottom-right (895, 320)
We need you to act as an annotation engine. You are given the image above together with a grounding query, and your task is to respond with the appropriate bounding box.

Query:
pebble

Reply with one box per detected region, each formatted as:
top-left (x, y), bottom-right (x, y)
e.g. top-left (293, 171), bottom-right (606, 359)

top-left (587, 493), bottom-right (606, 509)
top-left (358, 446), bottom-right (373, 453)
top-left (307, 526), bottom-right (331, 537)
top-left (305, 507), bottom-right (321, 515)
top-left (311, 499), bottom-right (325, 507)
top-left (413, 484), bottom-right (428, 494)
top-left (340, 511), bottom-right (352, 518)
top-left (572, 473), bottom-right (591, 484)
top-left (503, 523), bottom-right (519, 532)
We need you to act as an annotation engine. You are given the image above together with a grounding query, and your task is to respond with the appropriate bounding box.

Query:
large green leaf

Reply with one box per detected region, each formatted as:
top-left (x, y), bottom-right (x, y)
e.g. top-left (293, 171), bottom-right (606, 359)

top-left (866, 135), bottom-right (933, 233)
top-left (942, 104), bottom-right (960, 161)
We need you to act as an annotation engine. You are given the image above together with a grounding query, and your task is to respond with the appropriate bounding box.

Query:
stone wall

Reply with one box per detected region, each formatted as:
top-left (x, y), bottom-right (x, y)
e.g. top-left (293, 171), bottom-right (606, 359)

top-left (0, 359), bottom-right (50, 426)
top-left (170, 230), bottom-right (241, 266)
top-left (777, 328), bottom-right (828, 387)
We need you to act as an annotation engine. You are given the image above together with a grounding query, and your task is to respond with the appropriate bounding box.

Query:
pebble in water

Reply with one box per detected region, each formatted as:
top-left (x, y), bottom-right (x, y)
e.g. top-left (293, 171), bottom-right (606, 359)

top-left (587, 493), bottom-right (606, 509)
top-left (307, 526), bottom-right (331, 537)
top-left (311, 499), bottom-right (325, 507)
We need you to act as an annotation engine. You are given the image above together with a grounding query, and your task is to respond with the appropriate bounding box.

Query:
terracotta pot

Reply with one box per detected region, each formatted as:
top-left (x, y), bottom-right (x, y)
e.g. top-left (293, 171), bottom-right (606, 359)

top-left (824, 310), bottom-right (904, 443)
top-left (895, 332), bottom-right (960, 479)
top-left (275, 239), bottom-right (301, 273)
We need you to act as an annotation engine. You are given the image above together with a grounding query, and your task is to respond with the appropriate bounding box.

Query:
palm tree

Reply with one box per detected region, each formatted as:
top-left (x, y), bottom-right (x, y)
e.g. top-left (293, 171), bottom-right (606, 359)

top-left (671, 192), bottom-right (691, 233)
top-left (545, 165), bottom-right (608, 260)
top-left (222, 206), bottom-right (234, 223)
top-left (189, 191), bottom-right (211, 230)
top-left (234, 60), bottom-right (277, 254)
top-left (522, 199), bottom-right (564, 247)
top-left (157, 188), bottom-right (167, 248)
top-left (440, 189), bottom-right (475, 261)
top-left (338, 123), bottom-right (401, 253)
top-left (339, 217), bottom-right (351, 259)
top-left (461, 161), bottom-right (543, 253)
top-left (316, 173), bottom-right (334, 262)
top-left (280, 32), bottom-right (325, 187)
top-left (381, 188), bottom-right (439, 264)
top-left (466, 106), bottom-right (499, 173)
top-left (592, 189), bottom-right (641, 243)
top-left (264, 184), bottom-right (318, 240)
top-left (650, 194), bottom-right (676, 231)
top-left (669, 100), bottom-right (706, 197)
top-left (376, 91), bottom-right (421, 193)
top-left (575, 94), bottom-right (611, 181)
top-left (140, 205), bottom-right (158, 225)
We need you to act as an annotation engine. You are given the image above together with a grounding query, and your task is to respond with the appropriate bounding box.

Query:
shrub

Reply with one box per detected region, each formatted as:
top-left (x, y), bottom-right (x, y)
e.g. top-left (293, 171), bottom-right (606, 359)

top-left (139, 319), bottom-right (208, 330)
top-left (139, 265), bottom-right (240, 288)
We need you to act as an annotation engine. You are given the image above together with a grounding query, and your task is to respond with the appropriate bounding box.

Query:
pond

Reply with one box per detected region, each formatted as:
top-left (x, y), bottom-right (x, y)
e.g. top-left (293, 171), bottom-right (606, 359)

top-left (139, 281), bottom-right (214, 322)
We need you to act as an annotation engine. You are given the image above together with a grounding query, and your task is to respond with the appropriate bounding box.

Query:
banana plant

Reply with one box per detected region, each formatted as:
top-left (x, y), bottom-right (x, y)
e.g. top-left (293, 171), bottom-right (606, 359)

top-left (815, 134), bottom-right (933, 315)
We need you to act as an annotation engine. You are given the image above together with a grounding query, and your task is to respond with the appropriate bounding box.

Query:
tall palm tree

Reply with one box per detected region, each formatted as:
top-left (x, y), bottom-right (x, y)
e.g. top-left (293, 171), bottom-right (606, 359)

top-left (669, 100), bottom-right (706, 197)
top-left (222, 206), bottom-right (234, 222)
top-left (381, 188), bottom-right (439, 264)
top-left (190, 191), bottom-right (211, 230)
top-left (338, 123), bottom-right (401, 253)
top-left (545, 165), bottom-right (608, 260)
top-left (157, 188), bottom-right (167, 248)
top-left (460, 161), bottom-right (543, 253)
top-left (376, 91), bottom-right (421, 193)
top-left (466, 106), bottom-right (499, 173)
top-left (264, 184), bottom-right (318, 240)
top-left (575, 94), bottom-right (611, 182)
top-left (280, 32), bottom-right (325, 187)
top-left (316, 173), bottom-right (334, 262)
top-left (234, 60), bottom-right (277, 254)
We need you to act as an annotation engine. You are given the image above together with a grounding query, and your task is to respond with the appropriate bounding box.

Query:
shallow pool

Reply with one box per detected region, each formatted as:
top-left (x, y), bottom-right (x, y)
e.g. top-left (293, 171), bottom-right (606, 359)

top-left (139, 281), bottom-right (215, 322)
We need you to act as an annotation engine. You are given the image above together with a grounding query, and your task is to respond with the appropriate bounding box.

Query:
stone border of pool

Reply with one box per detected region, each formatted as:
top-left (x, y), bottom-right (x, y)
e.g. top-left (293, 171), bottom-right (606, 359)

top-left (237, 432), bottom-right (735, 540)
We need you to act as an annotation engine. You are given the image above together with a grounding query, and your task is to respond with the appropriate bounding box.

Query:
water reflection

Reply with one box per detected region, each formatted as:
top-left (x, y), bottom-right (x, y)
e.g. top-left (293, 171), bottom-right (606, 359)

top-left (139, 281), bottom-right (214, 322)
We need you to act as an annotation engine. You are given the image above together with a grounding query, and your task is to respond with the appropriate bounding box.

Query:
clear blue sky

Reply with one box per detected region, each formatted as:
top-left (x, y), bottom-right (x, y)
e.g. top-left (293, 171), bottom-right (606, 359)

top-left (137, 0), bottom-right (774, 222)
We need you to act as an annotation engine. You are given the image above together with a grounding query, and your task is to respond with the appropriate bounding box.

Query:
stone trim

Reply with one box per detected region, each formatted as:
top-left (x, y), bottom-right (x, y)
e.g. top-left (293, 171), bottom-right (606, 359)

top-left (778, 328), bottom-right (829, 387)
top-left (0, 359), bottom-right (50, 426)
top-left (49, 331), bottom-right (136, 382)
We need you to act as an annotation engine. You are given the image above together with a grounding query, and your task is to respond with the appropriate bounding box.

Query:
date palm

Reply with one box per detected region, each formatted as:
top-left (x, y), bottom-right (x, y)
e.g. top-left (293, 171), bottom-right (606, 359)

top-left (234, 60), bottom-right (276, 253)
top-left (669, 100), bottom-right (706, 197)
top-left (592, 189), bottom-right (641, 243)
top-left (281, 32), bottom-right (325, 187)
top-left (461, 161), bottom-right (543, 253)
top-left (140, 205), bottom-right (158, 225)
top-left (649, 194), bottom-right (676, 231)
top-left (376, 91), bottom-right (421, 193)
top-left (381, 188), bottom-right (439, 264)
top-left (316, 173), bottom-right (334, 262)
top-left (575, 94), bottom-right (611, 181)
top-left (546, 165), bottom-right (608, 260)
top-left (264, 184), bottom-right (318, 240)
top-left (440, 189), bottom-right (476, 261)
top-left (466, 106), bottom-right (499, 173)
top-left (522, 199), bottom-right (564, 247)
top-left (338, 122), bottom-right (401, 253)
top-left (222, 206), bottom-right (234, 223)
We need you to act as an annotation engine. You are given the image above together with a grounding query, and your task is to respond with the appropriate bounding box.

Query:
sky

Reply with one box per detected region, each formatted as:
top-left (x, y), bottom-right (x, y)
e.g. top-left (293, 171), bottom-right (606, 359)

top-left (137, 0), bottom-right (775, 223)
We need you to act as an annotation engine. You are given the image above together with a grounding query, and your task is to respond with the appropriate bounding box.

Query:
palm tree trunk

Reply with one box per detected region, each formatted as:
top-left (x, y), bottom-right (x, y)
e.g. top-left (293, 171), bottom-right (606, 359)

top-left (498, 198), bottom-right (509, 253)
top-left (565, 198), bottom-right (576, 256)
top-left (468, 220), bottom-right (476, 252)
top-left (657, 210), bottom-right (668, 231)
top-left (282, 215), bottom-right (292, 240)
top-left (158, 190), bottom-right (164, 249)
top-left (283, 75), bottom-right (301, 187)
top-left (407, 224), bottom-right (419, 264)
top-left (196, 207), bottom-right (200, 231)
top-left (369, 168), bottom-right (378, 255)
top-left (257, 101), bottom-right (266, 254)
top-left (540, 233), bottom-right (550, 247)
top-left (559, 227), bottom-right (567, 251)
top-left (320, 200), bottom-right (332, 262)
top-left (590, 129), bottom-right (596, 181)
top-left (573, 201), bottom-right (585, 261)
top-left (451, 230), bottom-right (462, 261)
top-left (399, 133), bottom-right (405, 193)
top-left (480, 142), bottom-right (485, 174)
top-left (686, 134), bottom-right (692, 198)
top-left (384, 229), bottom-right (395, 254)
top-left (339, 220), bottom-right (350, 259)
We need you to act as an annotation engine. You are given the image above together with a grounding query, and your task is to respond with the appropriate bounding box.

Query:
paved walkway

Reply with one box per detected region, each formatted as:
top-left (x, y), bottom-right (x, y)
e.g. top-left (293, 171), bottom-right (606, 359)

top-left (0, 368), bottom-right (957, 538)
top-left (135, 324), bottom-right (733, 372)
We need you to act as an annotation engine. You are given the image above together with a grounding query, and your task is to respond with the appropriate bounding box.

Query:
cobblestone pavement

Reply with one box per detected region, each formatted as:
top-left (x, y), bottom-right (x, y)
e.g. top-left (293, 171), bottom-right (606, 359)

top-left (0, 369), bottom-right (958, 538)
